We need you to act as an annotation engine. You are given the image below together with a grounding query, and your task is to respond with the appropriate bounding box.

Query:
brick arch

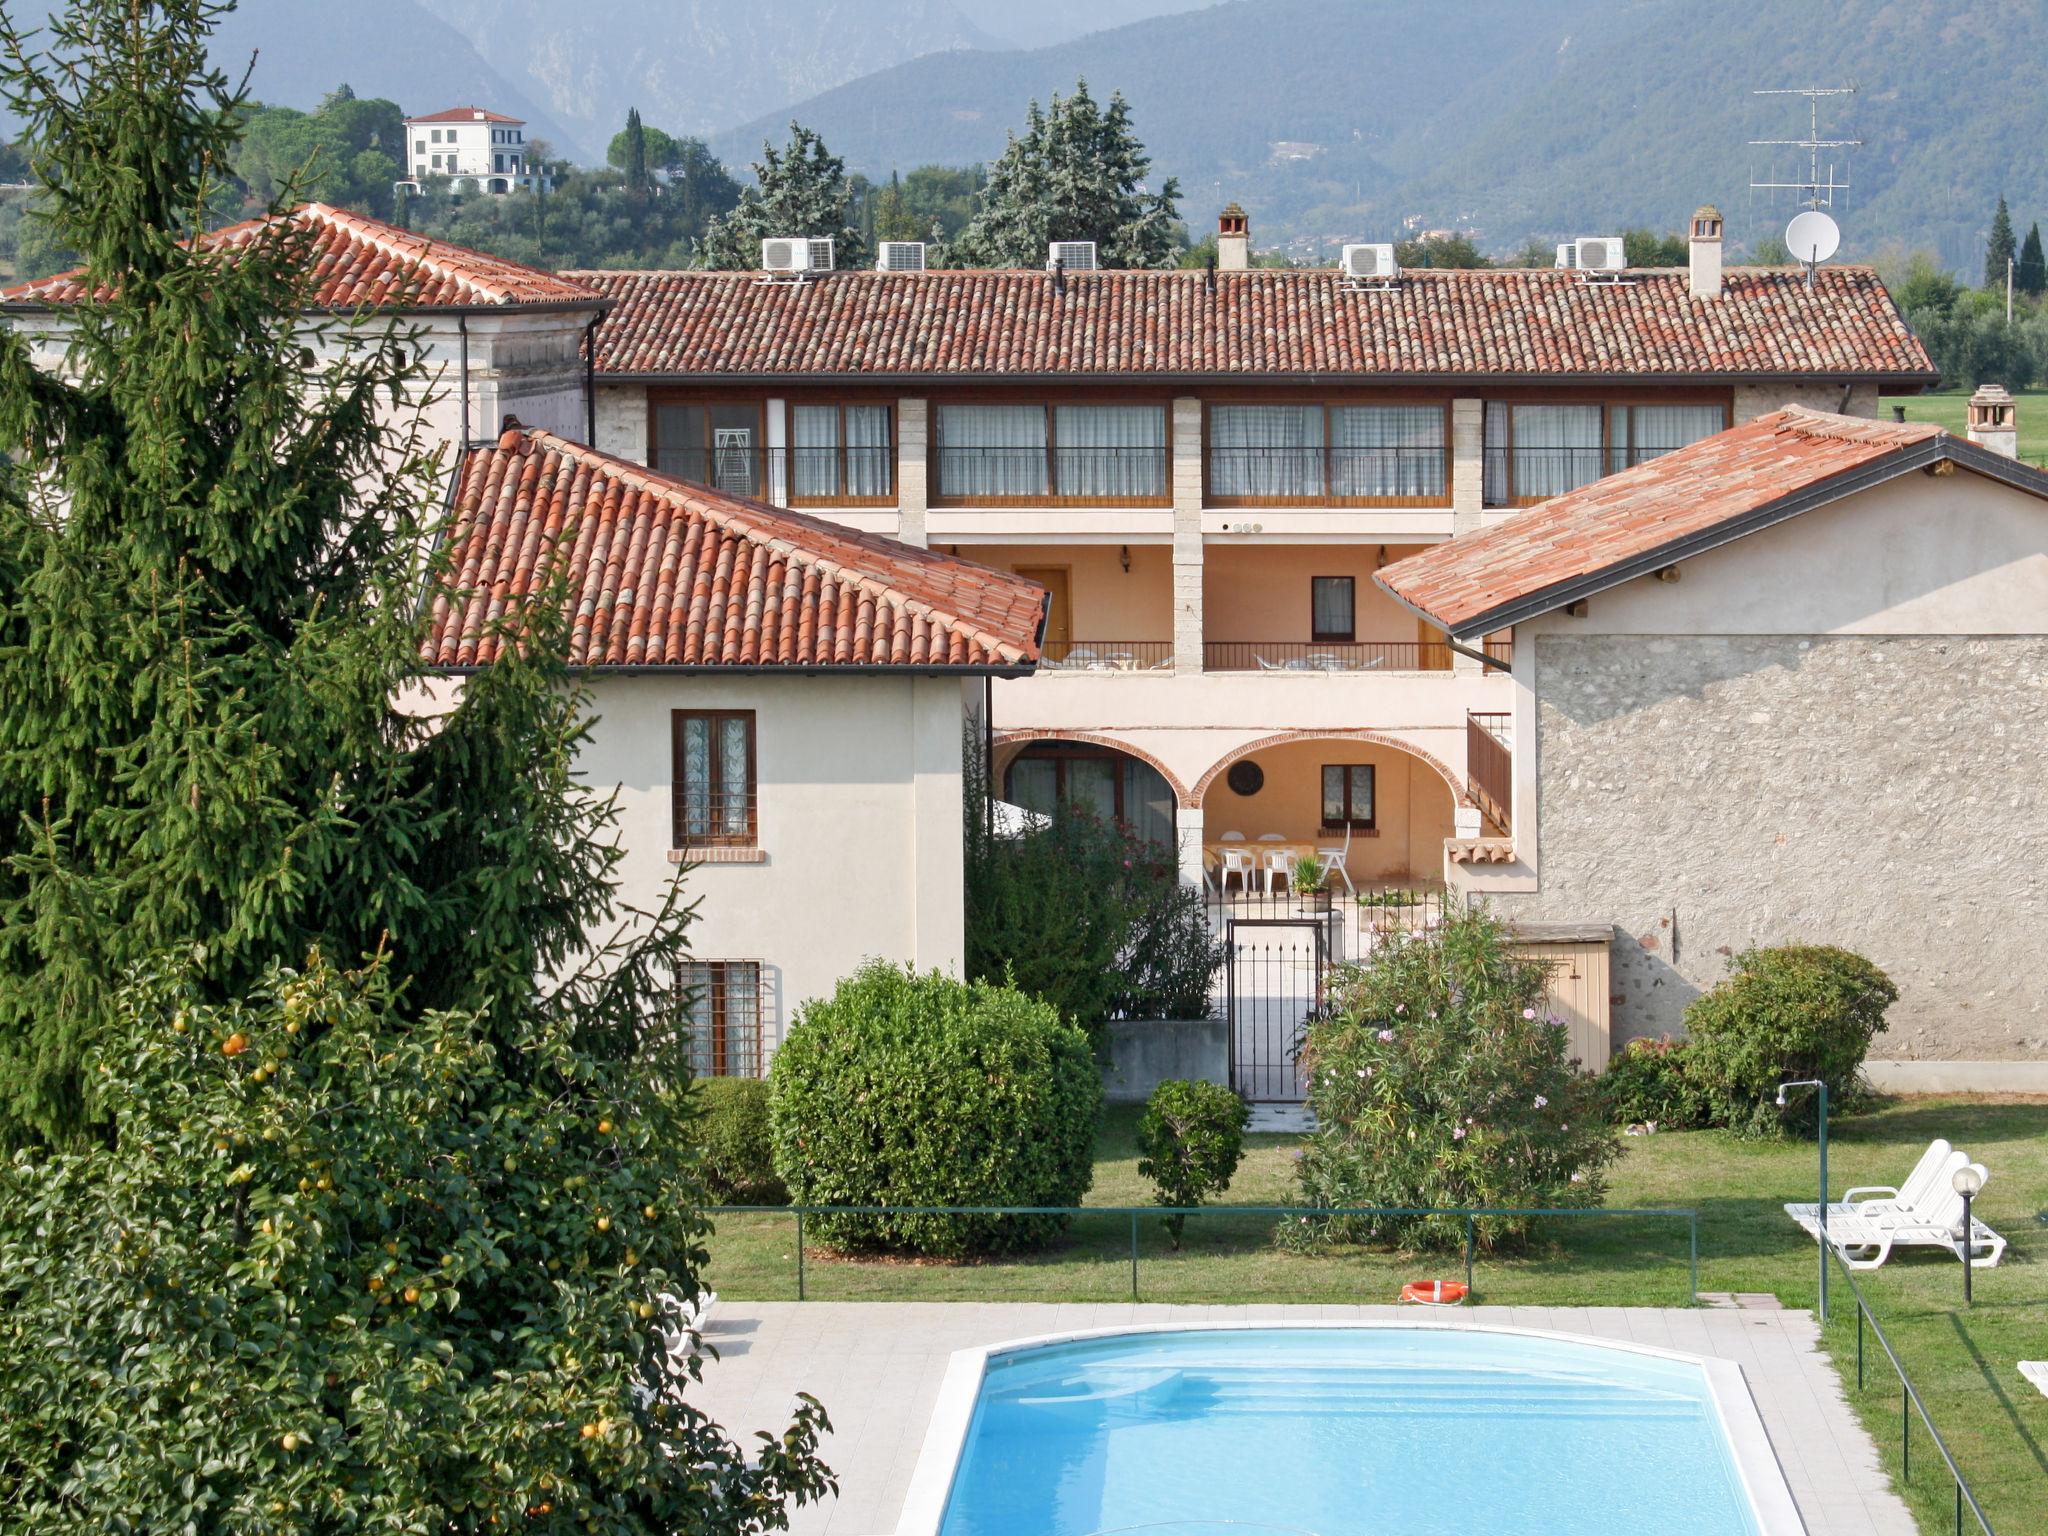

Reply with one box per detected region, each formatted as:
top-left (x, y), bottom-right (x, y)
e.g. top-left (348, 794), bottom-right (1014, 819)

top-left (991, 729), bottom-right (1195, 809)
top-left (1192, 729), bottom-right (1472, 810)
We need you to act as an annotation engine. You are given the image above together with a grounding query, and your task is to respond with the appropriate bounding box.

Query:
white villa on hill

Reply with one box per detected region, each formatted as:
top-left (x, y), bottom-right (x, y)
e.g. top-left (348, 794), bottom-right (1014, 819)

top-left (397, 105), bottom-right (548, 196)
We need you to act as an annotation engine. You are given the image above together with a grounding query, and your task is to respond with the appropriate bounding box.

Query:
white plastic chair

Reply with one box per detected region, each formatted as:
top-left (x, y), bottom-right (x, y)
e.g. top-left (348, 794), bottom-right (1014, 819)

top-left (1261, 846), bottom-right (1295, 894)
top-left (1216, 846), bottom-right (1256, 896)
top-left (1787, 1156), bottom-right (2006, 1270)
top-left (1314, 821), bottom-right (1356, 895)
top-left (1785, 1139), bottom-right (1952, 1225)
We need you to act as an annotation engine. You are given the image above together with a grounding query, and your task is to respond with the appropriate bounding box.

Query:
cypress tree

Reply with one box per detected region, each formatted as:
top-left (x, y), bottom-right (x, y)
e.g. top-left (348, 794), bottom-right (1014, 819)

top-left (0, 0), bottom-right (680, 1146)
top-left (1984, 195), bottom-right (2016, 289)
top-left (951, 80), bottom-right (1182, 270)
top-left (2017, 221), bottom-right (2045, 298)
top-left (624, 105), bottom-right (649, 193)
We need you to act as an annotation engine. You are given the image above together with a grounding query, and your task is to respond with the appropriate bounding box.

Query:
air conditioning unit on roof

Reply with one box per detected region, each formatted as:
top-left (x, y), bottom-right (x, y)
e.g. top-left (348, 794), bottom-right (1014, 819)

top-left (1341, 243), bottom-right (1399, 280)
top-left (760, 236), bottom-right (834, 274)
top-left (877, 240), bottom-right (927, 272)
top-left (1047, 240), bottom-right (1098, 272)
top-left (1567, 236), bottom-right (1625, 273)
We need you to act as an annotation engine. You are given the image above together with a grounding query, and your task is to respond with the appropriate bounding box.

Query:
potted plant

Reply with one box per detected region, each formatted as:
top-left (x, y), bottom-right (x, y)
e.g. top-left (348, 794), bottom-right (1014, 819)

top-left (1291, 853), bottom-right (1329, 911)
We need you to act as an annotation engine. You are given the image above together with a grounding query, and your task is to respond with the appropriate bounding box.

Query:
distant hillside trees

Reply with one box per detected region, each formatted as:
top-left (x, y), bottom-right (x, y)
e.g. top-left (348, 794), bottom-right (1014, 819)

top-left (950, 81), bottom-right (1181, 270)
top-left (235, 84), bottom-right (404, 218)
top-left (2018, 222), bottom-right (2045, 297)
top-left (700, 122), bottom-right (868, 270)
top-left (1984, 195), bottom-right (2016, 288)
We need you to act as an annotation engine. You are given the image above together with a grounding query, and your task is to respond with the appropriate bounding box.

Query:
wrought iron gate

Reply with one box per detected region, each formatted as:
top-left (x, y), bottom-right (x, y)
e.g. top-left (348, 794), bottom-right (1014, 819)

top-left (1224, 916), bottom-right (1328, 1102)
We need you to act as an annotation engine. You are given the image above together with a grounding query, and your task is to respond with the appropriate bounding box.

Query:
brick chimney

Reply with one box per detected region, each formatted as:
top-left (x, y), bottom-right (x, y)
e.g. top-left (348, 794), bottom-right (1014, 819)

top-left (1967, 383), bottom-right (2018, 458)
top-left (1688, 204), bottom-right (1723, 300)
top-left (1217, 203), bottom-right (1250, 271)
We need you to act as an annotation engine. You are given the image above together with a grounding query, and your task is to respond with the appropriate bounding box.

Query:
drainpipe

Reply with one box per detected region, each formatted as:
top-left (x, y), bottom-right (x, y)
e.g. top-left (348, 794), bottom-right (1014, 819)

top-left (982, 675), bottom-right (994, 836)
top-left (582, 312), bottom-right (600, 446)
top-left (457, 314), bottom-right (471, 445)
top-left (1449, 636), bottom-right (1510, 673)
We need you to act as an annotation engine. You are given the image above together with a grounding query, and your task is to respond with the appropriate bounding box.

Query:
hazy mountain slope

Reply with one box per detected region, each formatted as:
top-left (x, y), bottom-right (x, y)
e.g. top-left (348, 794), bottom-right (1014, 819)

top-left (955, 0), bottom-right (1219, 50)
top-left (723, 0), bottom-right (2048, 264)
top-left (418, 0), bottom-right (999, 150)
top-left (713, 0), bottom-right (1615, 230)
top-left (208, 0), bottom-right (592, 159)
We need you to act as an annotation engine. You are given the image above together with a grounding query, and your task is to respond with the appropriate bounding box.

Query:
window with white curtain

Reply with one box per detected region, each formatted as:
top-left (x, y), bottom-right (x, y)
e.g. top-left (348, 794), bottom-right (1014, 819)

top-left (1053, 404), bottom-right (1166, 498)
top-left (1329, 405), bottom-right (1446, 498)
top-left (1209, 404), bottom-right (1325, 499)
top-left (935, 404), bottom-right (1049, 498)
top-left (677, 961), bottom-right (762, 1079)
top-left (1608, 403), bottom-right (1724, 473)
top-left (1483, 402), bottom-right (1605, 504)
top-left (790, 403), bottom-right (894, 500)
top-left (672, 710), bottom-right (754, 846)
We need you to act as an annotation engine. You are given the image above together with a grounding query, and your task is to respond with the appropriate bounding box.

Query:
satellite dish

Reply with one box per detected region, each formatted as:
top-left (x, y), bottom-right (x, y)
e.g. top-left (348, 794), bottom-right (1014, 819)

top-left (1785, 210), bottom-right (1841, 265)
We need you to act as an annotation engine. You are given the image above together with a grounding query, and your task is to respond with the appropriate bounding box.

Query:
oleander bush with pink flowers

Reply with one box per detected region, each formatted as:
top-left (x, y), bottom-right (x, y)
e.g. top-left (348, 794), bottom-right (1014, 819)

top-left (1285, 903), bottom-right (1620, 1252)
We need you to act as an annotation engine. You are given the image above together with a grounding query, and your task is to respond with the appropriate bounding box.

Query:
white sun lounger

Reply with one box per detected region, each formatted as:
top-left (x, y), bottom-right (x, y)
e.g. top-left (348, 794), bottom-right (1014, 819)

top-left (2021, 1362), bottom-right (2048, 1399)
top-left (1790, 1161), bottom-right (2005, 1270)
top-left (1784, 1139), bottom-right (1955, 1225)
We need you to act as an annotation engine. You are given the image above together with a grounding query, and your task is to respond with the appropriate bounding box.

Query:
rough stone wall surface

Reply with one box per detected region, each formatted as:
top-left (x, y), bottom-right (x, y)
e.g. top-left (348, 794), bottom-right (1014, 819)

top-left (1496, 633), bottom-right (2048, 1059)
top-left (1733, 382), bottom-right (1879, 422)
top-left (593, 384), bottom-right (648, 463)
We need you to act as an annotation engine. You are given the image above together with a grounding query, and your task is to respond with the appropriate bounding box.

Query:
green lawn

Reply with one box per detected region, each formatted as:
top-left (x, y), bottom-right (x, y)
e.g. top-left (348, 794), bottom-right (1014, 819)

top-left (1885, 386), bottom-right (2048, 467)
top-left (703, 1096), bottom-right (2048, 1534)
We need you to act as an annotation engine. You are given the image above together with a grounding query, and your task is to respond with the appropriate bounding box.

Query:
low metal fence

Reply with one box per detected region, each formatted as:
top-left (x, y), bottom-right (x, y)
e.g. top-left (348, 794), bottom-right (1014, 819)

top-left (706, 1201), bottom-right (1700, 1305)
top-left (1832, 1245), bottom-right (1996, 1535)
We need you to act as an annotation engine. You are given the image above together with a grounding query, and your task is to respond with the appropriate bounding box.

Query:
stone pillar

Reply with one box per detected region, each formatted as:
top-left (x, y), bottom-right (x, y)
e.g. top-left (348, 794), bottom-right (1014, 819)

top-left (1172, 396), bottom-right (1205, 672)
top-left (1454, 804), bottom-right (1483, 839)
top-left (1177, 805), bottom-right (1207, 890)
top-left (897, 397), bottom-right (930, 547)
top-left (1449, 396), bottom-right (1486, 672)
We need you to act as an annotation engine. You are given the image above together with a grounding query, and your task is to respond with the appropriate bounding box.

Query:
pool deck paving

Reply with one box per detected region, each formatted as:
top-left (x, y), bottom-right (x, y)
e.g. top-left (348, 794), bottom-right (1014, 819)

top-left (694, 1300), bottom-right (1918, 1536)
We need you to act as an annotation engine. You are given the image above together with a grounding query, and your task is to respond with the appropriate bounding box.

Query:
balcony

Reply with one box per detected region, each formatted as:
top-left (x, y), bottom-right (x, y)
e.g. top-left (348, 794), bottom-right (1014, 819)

top-left (1205, 638), bottom-right (1512, 673)
top-left (1466, 711), bottom-right (1512, 833)
top-left (1041, 639), bottom-right (1175, 672)
top-left (1206, 444), bottom-right (1448, 507)
top-left (932, 445), bottom-right (1170, 507)
top-left (653, 444), bottom-right (895, 507)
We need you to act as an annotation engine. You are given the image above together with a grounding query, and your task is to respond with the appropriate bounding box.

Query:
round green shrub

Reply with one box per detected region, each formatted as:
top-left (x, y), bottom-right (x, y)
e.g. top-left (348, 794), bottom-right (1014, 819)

top-left (1682, 944), bottom-right (1896, 1138)
top-left (767, 962), bottom-right (1101, 1257)
top-left (695, 1076), bottom-right (786, 1204)
top-left (1599, 1035), bottom-right (1712, 1130)
top-left (1290, 903), bottom-right (1619, 1251)
top-left (1136, 1079), bottom-right (1251, 1247)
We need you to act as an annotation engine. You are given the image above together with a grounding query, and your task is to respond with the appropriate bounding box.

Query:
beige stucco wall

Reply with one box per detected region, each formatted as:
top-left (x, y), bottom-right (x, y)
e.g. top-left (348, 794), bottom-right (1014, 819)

top-left (1476, 467), bottom-right (2048, 1061)
top-left (576, 671), bottom-right (970, 1056)
top-left (1201, 736), bottom-right (1456, 881)
top-left (968, 543), bottom-right (1174, 645)
top-left (1205, 544), bottom-right (1432, 647)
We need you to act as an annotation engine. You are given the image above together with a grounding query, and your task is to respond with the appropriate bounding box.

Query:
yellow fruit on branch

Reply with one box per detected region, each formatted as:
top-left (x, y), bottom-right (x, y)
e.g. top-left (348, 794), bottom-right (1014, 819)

top-left (221, 1033), bottom-right (250, 1057)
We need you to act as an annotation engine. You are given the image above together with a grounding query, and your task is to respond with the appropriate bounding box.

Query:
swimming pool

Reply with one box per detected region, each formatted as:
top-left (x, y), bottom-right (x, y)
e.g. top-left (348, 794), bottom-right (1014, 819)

top-left (901, 1325), bottom-right (1803, 1536)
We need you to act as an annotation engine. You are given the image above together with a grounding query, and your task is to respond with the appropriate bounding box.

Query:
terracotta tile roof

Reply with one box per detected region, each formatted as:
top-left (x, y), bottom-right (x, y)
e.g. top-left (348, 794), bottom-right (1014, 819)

top-left (424, 427), bottom-right (1047, 672)
top-left (1, 203), bottom-right (599, 312)
top-left (571, 266), bottom-right (1935, 383)
top-left (1375, 407), bottom-right (2010, 636)
top-left (407, 106), bottom-right (523, 125)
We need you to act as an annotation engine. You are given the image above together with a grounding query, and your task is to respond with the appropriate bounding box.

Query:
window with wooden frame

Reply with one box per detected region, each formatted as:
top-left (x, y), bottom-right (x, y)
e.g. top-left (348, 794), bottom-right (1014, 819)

top-left (788, 402), bottom-right (894, 504)
top-left (1320, 763), bottom-right (1376, 831)
top-left (651, 401), bottom-right (768, 499)
top-left (1207, 402), bottom-right (1448, 506)
top-left (932, 401), bottom-right (1169, 505)
top-left (1483, 400), bottom-right (1728, 506)
top-left (675, 961), bottom-right (763, 1078)
top-left (1310, 576), bottom-right (1355, 641)
top-left (1003, 743), bottom-right (1177, 847)
top-left (672, 710), bottom-right (756, 847)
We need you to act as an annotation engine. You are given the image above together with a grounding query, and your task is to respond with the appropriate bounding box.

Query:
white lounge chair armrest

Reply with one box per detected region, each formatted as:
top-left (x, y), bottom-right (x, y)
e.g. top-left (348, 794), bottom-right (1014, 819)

top-left (1840, 1185), bottom-right (1900, 1204)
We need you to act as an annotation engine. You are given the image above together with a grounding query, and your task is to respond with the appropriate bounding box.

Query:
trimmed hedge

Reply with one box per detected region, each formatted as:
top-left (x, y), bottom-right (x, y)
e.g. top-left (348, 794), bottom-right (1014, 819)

top-left (767, 962), bottom-right (1101, 1257)
top-left (695, 1076), bottom-right (786, 1204)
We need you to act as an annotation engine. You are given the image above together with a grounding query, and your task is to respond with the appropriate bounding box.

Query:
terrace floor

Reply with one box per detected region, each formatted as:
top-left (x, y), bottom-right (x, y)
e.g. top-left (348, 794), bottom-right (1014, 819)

top-left (695, 1299), bottom-right (1917, 1536)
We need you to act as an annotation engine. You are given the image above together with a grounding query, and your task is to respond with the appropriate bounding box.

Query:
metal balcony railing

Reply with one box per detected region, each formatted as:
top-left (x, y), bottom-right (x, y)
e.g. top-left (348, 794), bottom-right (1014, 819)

top-left (1204, 641), bottom-right (1454, 672)
top-left (932, 444), bottom-right (1171, 505)
top-left (1207, 444), bottom-right (1448, 504)
top-left (653, 445), bottom-right (895, 505)
top-left (1040, 640), bottom-right (1175, 671)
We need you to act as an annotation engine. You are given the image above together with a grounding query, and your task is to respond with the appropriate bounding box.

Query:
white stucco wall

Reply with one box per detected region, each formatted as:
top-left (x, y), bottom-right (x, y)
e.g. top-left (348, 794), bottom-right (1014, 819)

top-left (576, 671), bottom-right (971, 1055)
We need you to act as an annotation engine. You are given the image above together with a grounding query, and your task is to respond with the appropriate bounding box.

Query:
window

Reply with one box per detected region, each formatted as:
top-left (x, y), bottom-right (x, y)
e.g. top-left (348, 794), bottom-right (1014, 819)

top-left (790, 403), bottom-right (894, 501)
top-left (675, 961), bottom-right (763, 1078)
top-left (1209, 403), bottom-right (1446, 504)
top-left (672, 710), bottom-right (755, 847)
top-left (1320, 764), bottom-right (1376, 830)
top-left (933, 403), bottom-right (1167, 503)
top-left (1484, 401), bottom-right (1725, 505)
top-left (413, 138), bottom-right (425, 154)
top-left (653, 403), bottom-right (764, 497)
top-left (1310, 577), bottom-right (1355, 641)
top-left (430, 128), bottom-right (442, 143)
top-left (1004, 745), bottom-right (1176, 847)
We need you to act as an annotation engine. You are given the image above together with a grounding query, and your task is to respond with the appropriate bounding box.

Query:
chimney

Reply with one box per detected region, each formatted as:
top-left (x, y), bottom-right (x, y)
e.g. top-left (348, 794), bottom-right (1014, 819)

top-left (1217, 203), bottom-right (1250, 272)
top-left (1688, 204), bottom-right (1723, 300)
top-left (1967, 383), bottom-right (2018, 458)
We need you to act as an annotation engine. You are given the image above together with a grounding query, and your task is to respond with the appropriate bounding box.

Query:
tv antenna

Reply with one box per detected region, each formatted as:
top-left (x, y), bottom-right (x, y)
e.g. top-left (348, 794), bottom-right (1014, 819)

top-left (1749, 85), bottom-right (1860, 213)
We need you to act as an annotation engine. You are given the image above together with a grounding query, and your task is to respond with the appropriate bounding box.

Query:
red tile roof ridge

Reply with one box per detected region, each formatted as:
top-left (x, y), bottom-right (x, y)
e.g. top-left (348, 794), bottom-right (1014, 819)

top-left (1770, 403), bottom-right (1942, 445)
top-left (505, 426), bottom-right (1044, 665)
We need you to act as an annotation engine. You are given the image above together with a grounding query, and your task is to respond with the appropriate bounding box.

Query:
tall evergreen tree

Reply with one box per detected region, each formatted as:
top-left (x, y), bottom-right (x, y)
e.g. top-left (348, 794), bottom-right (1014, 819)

top-left (2017, 221), bottom-right (2046, 298)
top-left (1984, 194), bottom-right (2016, 289)
top-left (699, 122), bottom-right (866, 269)
top-left (623, 106), bottom-right (649, 194)
top-left (950, 80), bottom-right (1181, 270)
top-left (0, 0), bottom-right (659, 1148)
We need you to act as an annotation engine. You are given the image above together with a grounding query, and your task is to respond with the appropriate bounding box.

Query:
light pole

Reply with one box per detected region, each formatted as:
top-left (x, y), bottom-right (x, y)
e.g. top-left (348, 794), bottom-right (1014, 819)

top-left (1952, 1162), bottom-right (1985, 1306)
top-left (1777, 1079), bottom-right (1829, 1321)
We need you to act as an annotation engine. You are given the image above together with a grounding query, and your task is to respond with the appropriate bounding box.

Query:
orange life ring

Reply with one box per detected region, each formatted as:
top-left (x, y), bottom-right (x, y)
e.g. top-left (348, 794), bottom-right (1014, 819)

top-left (1400, 1279), bottom-right (1468, 1306)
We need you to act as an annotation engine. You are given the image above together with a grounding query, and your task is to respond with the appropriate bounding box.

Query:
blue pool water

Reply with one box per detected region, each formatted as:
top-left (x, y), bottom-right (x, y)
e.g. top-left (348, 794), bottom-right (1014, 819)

top-left (937, 1328), bottom-right (1762, 1536)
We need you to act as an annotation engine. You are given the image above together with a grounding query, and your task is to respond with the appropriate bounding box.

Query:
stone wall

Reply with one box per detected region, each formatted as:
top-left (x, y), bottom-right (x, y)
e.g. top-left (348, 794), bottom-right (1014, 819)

top-left (1497, 633), bottom-right (2048, 1059)
top-left (593, 384), bottom-right (648, 463)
